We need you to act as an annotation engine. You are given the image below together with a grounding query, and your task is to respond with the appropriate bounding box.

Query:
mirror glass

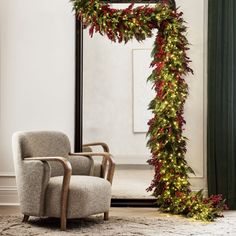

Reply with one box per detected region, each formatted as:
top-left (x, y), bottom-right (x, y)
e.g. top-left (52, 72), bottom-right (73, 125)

top-left (82, 1), bottom-right (205, 199)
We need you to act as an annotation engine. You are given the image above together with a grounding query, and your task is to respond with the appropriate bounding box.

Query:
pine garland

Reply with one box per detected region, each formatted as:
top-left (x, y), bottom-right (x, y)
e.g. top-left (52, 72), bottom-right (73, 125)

top-left (71, 0), bottom-right (227, 221)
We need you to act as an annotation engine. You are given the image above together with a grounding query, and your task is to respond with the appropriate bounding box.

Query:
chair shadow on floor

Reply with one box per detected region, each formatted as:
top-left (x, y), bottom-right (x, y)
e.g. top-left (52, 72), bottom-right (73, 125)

top-left (26, 215), bottom-right (106, 230)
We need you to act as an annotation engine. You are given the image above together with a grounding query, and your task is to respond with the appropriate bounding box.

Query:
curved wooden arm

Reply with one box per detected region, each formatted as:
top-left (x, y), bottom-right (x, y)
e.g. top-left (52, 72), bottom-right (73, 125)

top-left (82, 143), bottom-right (110, 177)
top-left (25, 157), bottom-right (72, 231)
top-left (69, 152), bottom-right (115, 184)
top-left (82, 142), bottom-right (110, 153)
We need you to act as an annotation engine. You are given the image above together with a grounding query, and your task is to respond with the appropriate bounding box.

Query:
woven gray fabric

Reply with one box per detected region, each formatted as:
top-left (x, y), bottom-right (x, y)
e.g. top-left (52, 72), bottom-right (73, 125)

top-left (18, 131), bottom-right (71, 158)
top-left (45, 176), bottom-right (111, 219)
top-left (93, 162), bottom-right (102, 177)
top-left (67, 155), bottom-right (94, 176)
top-left (19, 161), bottom-right (50, 216)
top-left (82, 146), bottom-right (93, 152)
top-left (12, 132), bottom-right (51, 216)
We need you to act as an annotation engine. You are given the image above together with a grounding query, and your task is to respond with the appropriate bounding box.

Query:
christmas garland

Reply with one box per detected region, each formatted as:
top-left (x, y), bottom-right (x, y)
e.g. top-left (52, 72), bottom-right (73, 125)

top-left (71, 0), bottom-right (227, 221)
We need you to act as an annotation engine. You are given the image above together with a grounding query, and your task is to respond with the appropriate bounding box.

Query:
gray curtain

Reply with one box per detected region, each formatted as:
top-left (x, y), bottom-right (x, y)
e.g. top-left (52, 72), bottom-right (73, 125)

top-left (207, 0), bottom-right (236, 209)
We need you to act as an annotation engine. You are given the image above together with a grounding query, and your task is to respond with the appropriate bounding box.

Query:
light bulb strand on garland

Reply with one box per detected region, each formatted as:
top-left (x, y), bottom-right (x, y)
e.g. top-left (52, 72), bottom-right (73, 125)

top-left (71, 0), bottom-right (228, 221)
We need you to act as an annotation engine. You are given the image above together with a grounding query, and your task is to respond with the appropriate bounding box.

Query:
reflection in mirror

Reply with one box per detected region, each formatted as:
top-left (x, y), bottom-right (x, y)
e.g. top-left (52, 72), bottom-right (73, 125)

top-left (83, 3), bottom-right (157, 199)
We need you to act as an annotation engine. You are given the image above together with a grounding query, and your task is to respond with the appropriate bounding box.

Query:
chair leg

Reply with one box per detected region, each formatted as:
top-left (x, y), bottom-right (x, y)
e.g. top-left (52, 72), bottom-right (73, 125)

top-left (60, 216), bottom-right (67, 231)
top-left (22, 215), bottom-right (29, 223)
top-left (104, 212), bottom-right (109, 221)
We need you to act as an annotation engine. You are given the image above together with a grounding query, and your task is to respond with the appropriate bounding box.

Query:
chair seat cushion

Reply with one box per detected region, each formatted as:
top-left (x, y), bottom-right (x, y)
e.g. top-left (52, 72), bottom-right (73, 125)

top-left (44, 175), bottom-right (111, 219)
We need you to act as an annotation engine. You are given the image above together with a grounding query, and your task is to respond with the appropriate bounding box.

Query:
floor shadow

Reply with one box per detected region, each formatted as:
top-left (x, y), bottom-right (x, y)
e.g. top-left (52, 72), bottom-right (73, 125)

top-left (27, 216), bottom-right (106, 230)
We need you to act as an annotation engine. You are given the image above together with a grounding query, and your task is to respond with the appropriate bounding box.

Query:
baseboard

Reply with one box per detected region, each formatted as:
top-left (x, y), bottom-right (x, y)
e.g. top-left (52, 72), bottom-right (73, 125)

top-left (0, 172), bottom-right (15, 177)
top-left (0, 203), bottom-right (20, 206)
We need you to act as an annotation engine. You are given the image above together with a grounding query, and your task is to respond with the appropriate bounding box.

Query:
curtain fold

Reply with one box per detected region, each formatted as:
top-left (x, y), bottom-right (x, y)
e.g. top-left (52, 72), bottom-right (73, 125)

top-left (208, 0), bottom-right (236, 209)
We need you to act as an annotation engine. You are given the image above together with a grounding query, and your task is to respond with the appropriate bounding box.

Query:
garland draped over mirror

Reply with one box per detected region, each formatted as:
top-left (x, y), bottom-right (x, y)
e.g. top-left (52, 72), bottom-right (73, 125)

top-left (71, 0), bottom-right (226, 220)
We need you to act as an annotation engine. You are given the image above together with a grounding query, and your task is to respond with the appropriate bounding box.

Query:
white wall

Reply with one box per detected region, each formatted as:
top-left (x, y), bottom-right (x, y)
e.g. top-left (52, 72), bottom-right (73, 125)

top-left (0, 0), bottom-right (208, 204)
top-left (83, 0), bottom-right (207, 190)
top-left (0, 0), bottom-right (75, 204)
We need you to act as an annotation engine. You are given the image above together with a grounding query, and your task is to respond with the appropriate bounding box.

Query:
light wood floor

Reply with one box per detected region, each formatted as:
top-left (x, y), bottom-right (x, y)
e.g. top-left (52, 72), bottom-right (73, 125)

top-left (1, 206), bottom-right (235, 219)
top-left (0, 206), bottom-right (21, 215)
top-left (0, 206), bottom-right (160, 218)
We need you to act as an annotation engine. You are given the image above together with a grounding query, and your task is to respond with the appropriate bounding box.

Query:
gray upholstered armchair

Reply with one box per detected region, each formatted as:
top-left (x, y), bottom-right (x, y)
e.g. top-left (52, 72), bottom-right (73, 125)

top-left (12, 131), bottom-right (115, 230)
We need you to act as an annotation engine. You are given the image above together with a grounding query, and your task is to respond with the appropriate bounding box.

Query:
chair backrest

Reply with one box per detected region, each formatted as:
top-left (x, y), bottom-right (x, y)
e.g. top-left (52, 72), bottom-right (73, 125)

top-left (15, 131), bottom-right (71, 158)
top-left (13, 131), bottom-right (71, 177)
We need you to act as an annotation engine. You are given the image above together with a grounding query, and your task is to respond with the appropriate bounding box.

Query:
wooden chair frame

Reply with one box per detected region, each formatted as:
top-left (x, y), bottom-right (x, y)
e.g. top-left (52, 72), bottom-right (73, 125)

top-left (24, 151), bottom-right (115, 231)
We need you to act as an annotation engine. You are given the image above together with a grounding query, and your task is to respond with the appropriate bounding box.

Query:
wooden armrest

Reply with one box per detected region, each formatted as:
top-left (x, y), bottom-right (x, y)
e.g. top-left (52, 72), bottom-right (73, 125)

top-left (82, 142), bottom-right (110, 153)
top-left (25, 157), bottom-right (72, 173)
top-left (82, 143), bottom-right (110, 178)
top-left (25, 157), bottom-right (71, 230)
top-left (69, 152), bottom-right (115, 184)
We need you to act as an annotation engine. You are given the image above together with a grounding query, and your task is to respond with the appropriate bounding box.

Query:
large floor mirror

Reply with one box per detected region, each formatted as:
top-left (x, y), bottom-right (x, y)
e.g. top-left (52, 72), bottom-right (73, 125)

top-left (75, 0), bottom-right (206, 201)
